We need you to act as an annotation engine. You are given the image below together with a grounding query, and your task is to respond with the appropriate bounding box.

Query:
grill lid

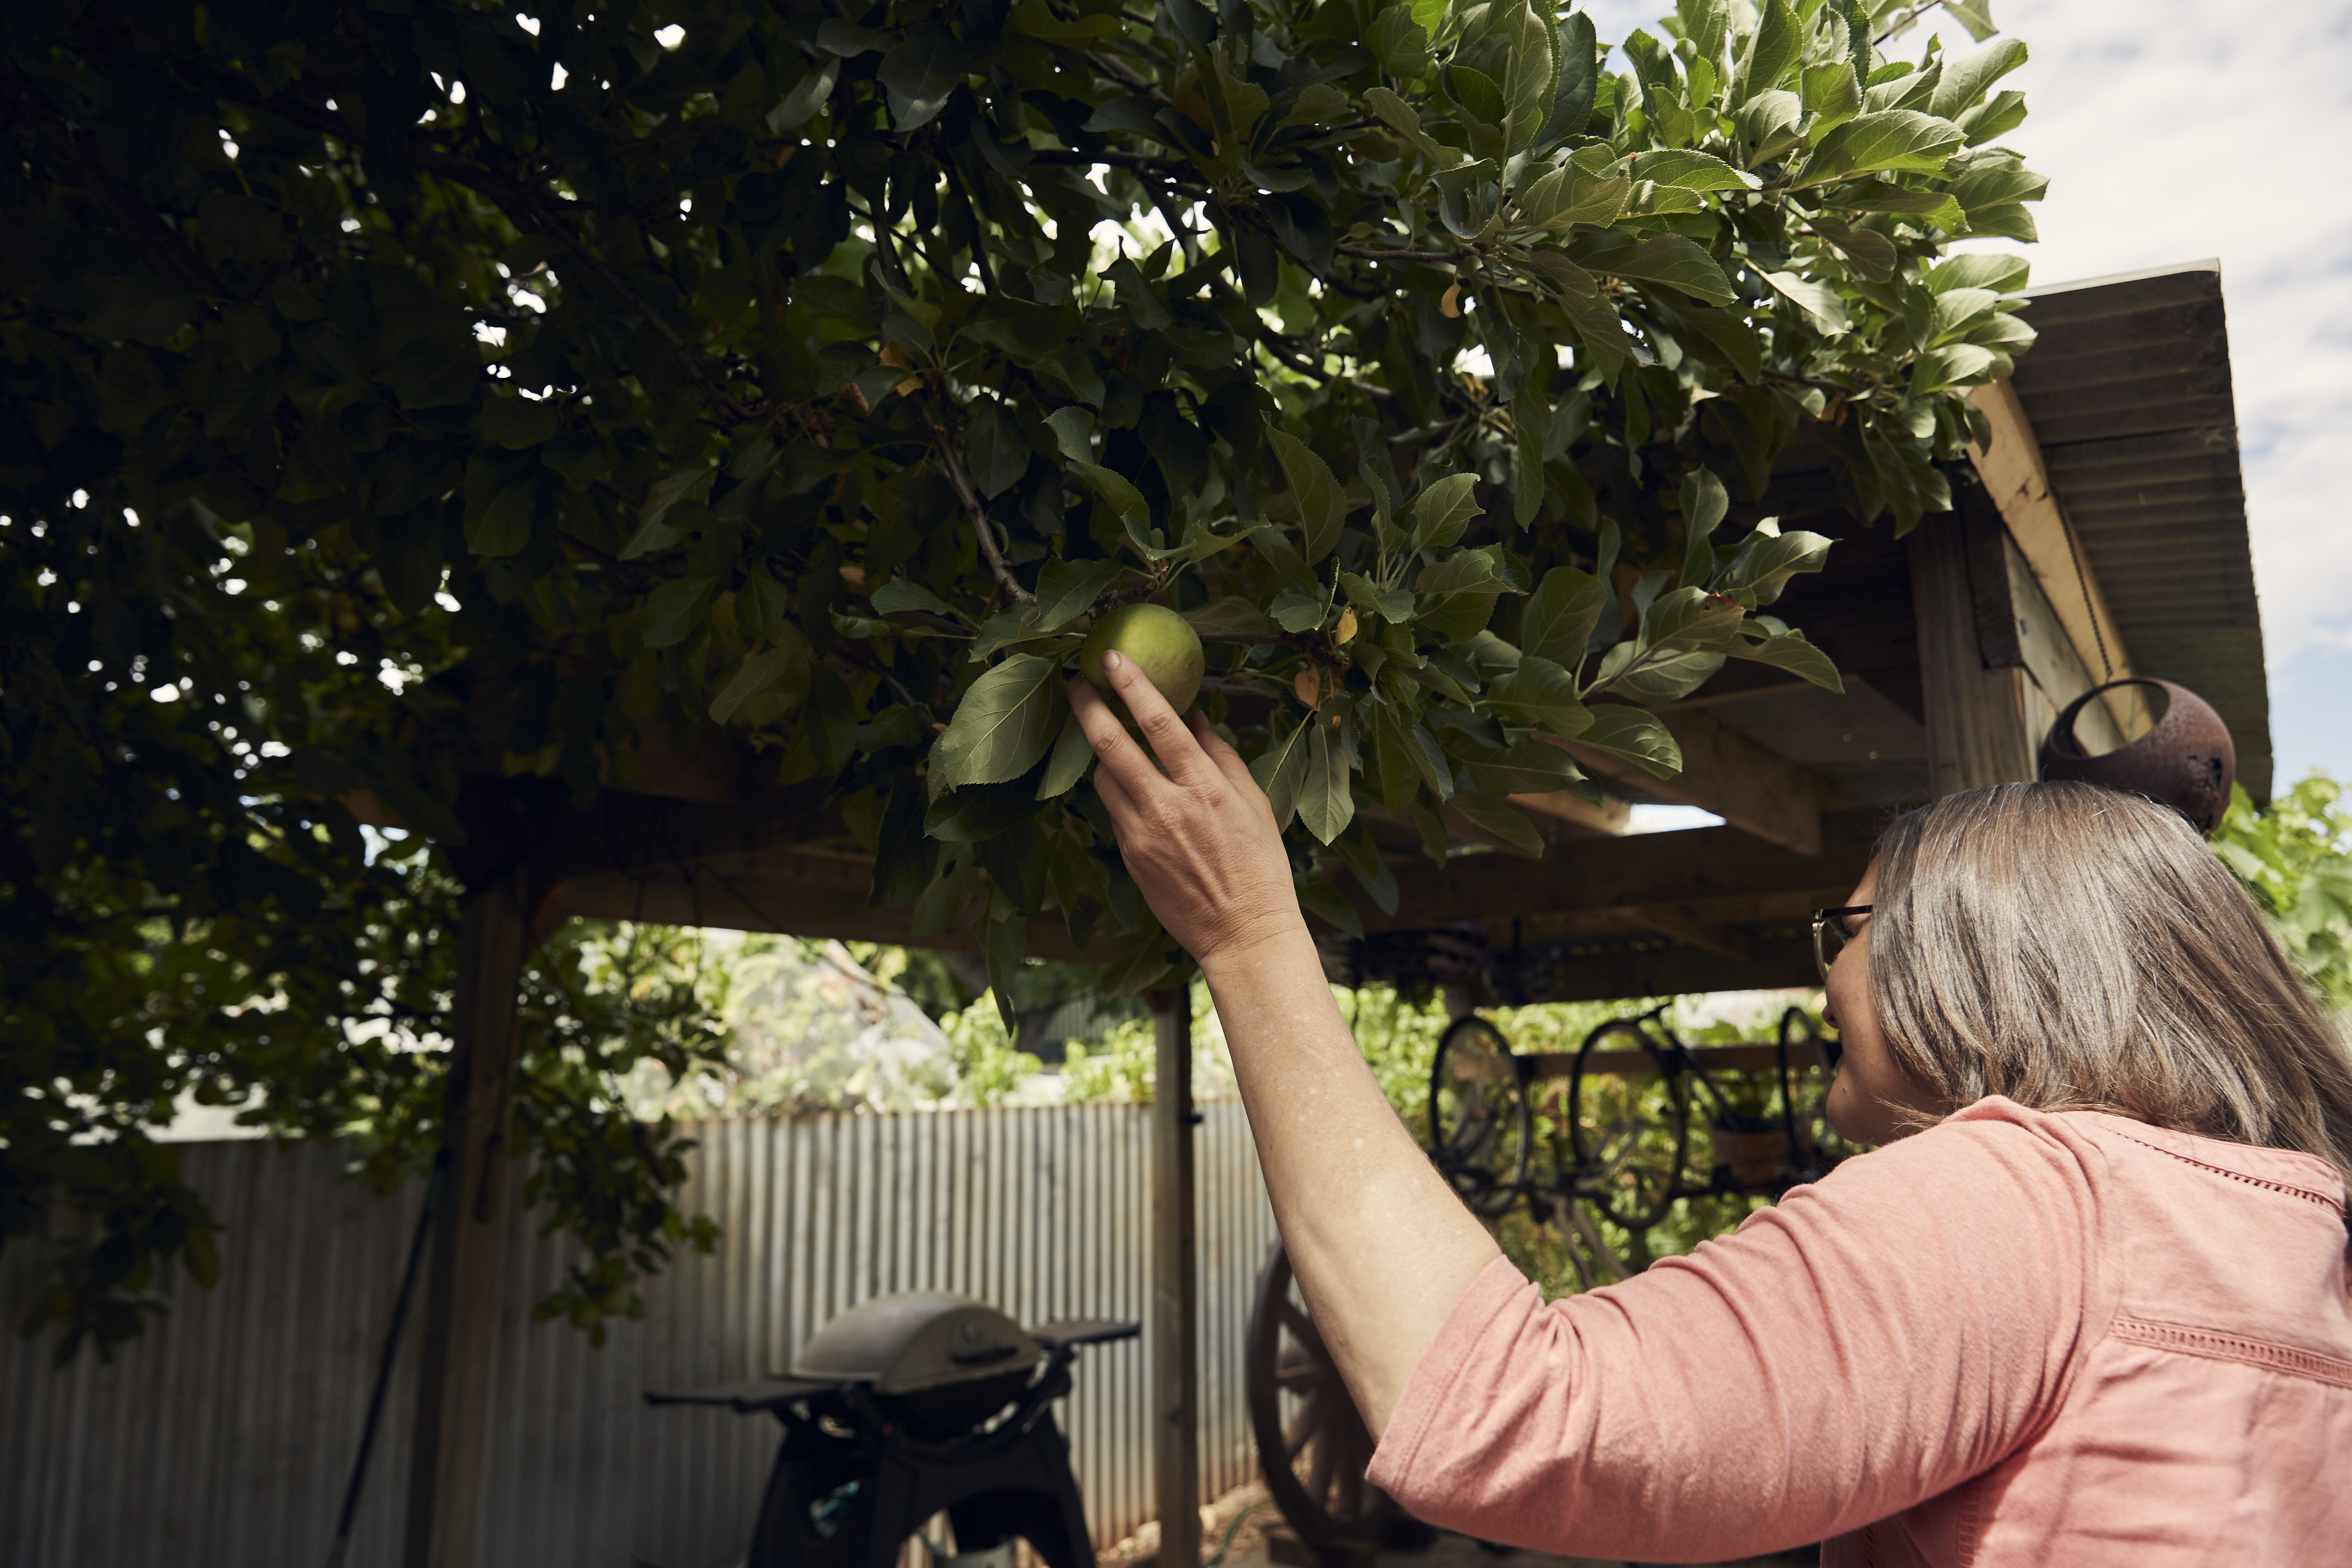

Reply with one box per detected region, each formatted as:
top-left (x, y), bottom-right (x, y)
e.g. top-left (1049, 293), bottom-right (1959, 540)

top-left (788, 1291), bottom-right (1043, 1394)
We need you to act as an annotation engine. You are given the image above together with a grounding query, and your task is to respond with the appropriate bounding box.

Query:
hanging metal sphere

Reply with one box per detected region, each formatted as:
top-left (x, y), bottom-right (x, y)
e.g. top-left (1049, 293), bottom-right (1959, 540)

top-left (2038, 678), bottom-right (2236, 834)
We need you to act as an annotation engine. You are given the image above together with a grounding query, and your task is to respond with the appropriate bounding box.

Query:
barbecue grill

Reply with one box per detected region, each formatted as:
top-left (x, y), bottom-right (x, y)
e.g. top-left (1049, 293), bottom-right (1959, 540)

top-left (649, 1293), bottom-right (1137, 1568)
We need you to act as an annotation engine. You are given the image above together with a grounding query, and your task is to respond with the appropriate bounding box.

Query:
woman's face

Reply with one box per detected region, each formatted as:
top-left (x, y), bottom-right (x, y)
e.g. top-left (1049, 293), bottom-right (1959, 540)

top-left (1820, 864), bottom-right (1945, 1145)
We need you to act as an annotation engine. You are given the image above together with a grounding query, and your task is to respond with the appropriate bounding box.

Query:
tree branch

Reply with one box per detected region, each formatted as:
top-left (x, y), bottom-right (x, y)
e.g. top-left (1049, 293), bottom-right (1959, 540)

top-left (914, 393), bottom-right (1033, 606)
top-left (20, 95), bottom-right (228, 299)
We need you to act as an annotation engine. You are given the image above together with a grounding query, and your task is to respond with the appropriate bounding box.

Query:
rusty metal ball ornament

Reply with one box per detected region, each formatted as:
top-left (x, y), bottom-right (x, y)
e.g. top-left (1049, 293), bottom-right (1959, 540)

top-left (2038, 678), bottom-right (2236, 834)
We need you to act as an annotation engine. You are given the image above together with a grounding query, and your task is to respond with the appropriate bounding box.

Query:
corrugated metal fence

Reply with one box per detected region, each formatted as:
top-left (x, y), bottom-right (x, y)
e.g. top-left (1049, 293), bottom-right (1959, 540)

top-left (0, 1099), bottom-right (1281, 1568)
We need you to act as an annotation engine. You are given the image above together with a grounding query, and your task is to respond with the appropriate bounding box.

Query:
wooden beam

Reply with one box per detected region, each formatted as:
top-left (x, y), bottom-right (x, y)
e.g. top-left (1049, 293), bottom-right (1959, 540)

top-left (1562, 706), bottom-right (1833, 855)
top-left (405, 873), bottom-right (534, 1568)
top-left (1538, 929), bottom-right (1823, 1001)
top-left (1623, 904), bottom-right (1756, 963)
top-left (1147, 987), bottom-right (1200, 1568)
top-left (1508, 888), bottom-right (1846, 946)
top-left (537, 852), bottom-right (1095, 960)
top-left (1968, 379), bottom-right (2148, 737)
top-left (1984, 521), bottom-right (2129, 762)
top-left (1508, 789), bottom-right (1629, 835)
top-left (1364, 813), bottom-right (1878, 935)
top-left (1910, 510), bottom-right (2036, 795)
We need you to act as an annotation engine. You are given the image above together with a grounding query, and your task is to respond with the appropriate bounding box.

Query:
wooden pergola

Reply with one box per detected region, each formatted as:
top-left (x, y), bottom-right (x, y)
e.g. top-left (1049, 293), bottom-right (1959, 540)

top-left (395, 261), bottom-right (2269, 1567)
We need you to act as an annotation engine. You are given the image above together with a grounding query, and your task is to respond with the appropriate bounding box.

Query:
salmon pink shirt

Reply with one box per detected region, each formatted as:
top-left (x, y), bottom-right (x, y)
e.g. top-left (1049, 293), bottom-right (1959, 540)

top-left (1365, 1098), bottom-right (2352, 1565)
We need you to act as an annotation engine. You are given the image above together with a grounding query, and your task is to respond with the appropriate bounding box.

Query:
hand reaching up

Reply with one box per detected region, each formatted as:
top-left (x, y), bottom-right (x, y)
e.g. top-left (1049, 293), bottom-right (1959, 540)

top-left (1067, 651), bottom-right (1305, 968)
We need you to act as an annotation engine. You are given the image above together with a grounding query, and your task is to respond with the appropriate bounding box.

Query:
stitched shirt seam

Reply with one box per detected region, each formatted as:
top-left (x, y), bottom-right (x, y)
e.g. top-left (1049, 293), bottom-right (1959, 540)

top-left (2110, 1315), bottom-right (2352, 1390)
top-left (2101, 1127), bottom-right (2346, 1215)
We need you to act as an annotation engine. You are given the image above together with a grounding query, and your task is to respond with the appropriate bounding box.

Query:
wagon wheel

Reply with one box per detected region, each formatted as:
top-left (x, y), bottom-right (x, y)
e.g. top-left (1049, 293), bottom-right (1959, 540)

top-left (1247, 1243), bottom-right (1399, 1549)
top-left (1427, 1014), bottom-right (1530, 1218)
top-left (1568, 1018), bottom-right (1690, 1232)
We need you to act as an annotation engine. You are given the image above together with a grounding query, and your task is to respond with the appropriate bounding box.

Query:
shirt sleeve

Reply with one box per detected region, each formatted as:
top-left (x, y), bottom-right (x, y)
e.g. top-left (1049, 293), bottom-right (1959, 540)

top-left (1363, 1103), bottom-right (2107, 1563)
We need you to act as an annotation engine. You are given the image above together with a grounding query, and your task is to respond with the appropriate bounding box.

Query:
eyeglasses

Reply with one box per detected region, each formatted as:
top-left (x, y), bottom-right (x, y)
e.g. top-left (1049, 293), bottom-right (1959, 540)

top-left (1811, 905), bottom-right (1873, 984)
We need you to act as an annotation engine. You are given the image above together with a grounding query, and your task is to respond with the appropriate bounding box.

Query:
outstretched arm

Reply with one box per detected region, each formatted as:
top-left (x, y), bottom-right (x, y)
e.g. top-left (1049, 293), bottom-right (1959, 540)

top-left (1068, 653), bottom-right (1502, 1433)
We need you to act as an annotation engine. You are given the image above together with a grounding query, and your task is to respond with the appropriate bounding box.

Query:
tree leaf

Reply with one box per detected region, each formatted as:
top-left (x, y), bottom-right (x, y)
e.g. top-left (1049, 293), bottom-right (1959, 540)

top-left (1499, 0), bottom-right (1555, 156)
top-left (1363, 86), bottom-right (1467, 169)
top-left (1250, 717), bottom-right (1314, 831)
top-left (1929, 39), bottom-right (2028, 121)
top-left (1944, 0), bottom-right (2000, 41)
top-left (641, 575), bottom-right (719, 648)
top-left (769, 59), bottom-right (840, 131)
top-left (1799, 110), bottom-right (1969, 185)
top-left (1630, 149), bottom-right (1758, 193)
top-left (467, 483), bottom-right (537, 557)
top-left (1929, 252), bottom-right (2029, 295)
top-left (932, 655), bottom-right (1061, 797)
top-left (1298, 880), bottom-right (1365, 938)
top-left (1539, 12), bottom-right (1599, 143)
top-left (1733, 629), bottom-right (1844, 693)
top-left (1734, 0), bottom-right (1802, 102)
top-left (871, 579), bottom-right (957, 618)
top-left (1298, 721), bottom-right (1355, 844)
top-left (1182, 597), bottom-right (1273, 638)
top-left (1721, 528), bottom-right (1833, 605)
top-left (966, 398), bottom-right (1031, 499)
top-left (1366, 5), bottom-right (1434, 78)
top-left (1520, 565), bottom-right (1610, 668)
top-left (1486, 657), bottom-right (1592, 738)
top-left (1460, 736), bottom-right (1579, 796)
top-left (1069, 460), bottom-right (1152, 550)
top-left (1606, 649), bottom-right (1726, 705)
top-left (1910, 342), bottom-right (1999, 396)
top-left (1269, 430), bottom-right (1345, 565)
top-left (1408, 472), bottom-right (1481, 549)
top-left (1763, 270), bottom-right (1851, 334)
top-left (879, 28), bottom-right (964, 131)
top-left (1035, 706), bottom-right (1097, 799)
top-left (1575, 705), bottom-right (1682, 777)
top-left (710, 641), bottom-right (813, 724)
top-left (1449, 791), bottom-right (1545, 857)
top-left (1583, 234), bottom-right (1736, 306)
top-left (1032, 558), bottom-right (1127, 633)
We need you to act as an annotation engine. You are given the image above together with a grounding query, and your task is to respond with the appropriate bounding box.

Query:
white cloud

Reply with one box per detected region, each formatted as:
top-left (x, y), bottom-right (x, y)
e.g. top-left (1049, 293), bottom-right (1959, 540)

top-left (1916, 0), bottom-right (2352, 670)
top-left (1581, 0), bottom-right (2352, 769)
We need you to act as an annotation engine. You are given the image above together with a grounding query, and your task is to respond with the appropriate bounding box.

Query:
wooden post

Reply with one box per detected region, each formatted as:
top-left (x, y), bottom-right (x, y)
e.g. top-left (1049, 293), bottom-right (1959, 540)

top-left (1909, 508), bottom-right (2038, 795)
top-left (403, 872), bottom-right (534, 1568)
top-left (1148, 985), bottom-right (1200, 1568)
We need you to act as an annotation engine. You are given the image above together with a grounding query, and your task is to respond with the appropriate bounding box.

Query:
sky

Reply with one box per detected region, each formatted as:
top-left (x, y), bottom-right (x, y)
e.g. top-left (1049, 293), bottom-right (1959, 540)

top-left (1581, 0), bottom-right (2352, 790)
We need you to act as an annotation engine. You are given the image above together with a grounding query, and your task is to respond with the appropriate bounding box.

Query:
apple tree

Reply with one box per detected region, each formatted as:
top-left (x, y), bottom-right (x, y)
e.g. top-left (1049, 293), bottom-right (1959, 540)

top-left (1, 0), bottom-right (2041, 1351)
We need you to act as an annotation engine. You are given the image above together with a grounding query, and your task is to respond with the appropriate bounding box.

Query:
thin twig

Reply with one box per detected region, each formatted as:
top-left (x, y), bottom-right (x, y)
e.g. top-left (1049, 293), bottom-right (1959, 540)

top-left (1335, 242), bottom-right (1463, 265)
top-left (915, 393), bottom-right (1033, 605)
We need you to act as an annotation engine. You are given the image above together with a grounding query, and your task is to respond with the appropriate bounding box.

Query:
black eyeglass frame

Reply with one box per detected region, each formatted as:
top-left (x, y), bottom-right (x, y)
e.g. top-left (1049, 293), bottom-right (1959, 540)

top-left (1811, 905), bottom-right (1874, 985)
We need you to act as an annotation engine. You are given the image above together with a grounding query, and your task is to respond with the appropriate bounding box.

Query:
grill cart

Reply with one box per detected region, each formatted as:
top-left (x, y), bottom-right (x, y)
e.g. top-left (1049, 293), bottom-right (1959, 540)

top-left (650, 1292), bottom-right (1137, 1568)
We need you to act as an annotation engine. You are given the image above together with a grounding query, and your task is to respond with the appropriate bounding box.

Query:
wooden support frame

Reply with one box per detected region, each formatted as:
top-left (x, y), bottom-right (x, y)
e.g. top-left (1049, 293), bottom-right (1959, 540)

top-left (1968, 379), bottom-right (2147, 737)
top-left (1562, 706), bottom-right (1835, 855)
top-left (1910, 507), bottom-right (2038, 795)
top-left (1368, 813), bottom-right (1878, 935)
top-left (404, 872), bottom-right (535, 1568)
top-left (1147, 987), bottom-right (1200, 1568)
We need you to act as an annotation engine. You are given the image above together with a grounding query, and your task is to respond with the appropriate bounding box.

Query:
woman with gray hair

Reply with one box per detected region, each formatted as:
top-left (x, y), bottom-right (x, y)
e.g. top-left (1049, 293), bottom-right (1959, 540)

top-left (1069, 653), bottom-right (2352, 1567)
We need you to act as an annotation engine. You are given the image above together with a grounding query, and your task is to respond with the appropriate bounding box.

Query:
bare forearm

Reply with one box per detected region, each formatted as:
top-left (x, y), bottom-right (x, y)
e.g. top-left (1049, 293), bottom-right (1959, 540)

top-left (1201, 920), bottom-right (1503, 1433)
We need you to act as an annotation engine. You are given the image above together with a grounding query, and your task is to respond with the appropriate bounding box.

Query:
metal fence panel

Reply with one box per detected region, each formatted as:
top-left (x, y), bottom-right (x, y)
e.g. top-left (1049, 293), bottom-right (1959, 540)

top-left (0, 1100), bottom-right (1279, 1568)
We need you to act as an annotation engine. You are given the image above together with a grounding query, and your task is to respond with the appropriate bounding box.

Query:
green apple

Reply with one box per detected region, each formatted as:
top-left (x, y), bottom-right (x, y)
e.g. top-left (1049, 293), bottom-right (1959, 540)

top-left (1078, 604), bottom-right (1204, 715)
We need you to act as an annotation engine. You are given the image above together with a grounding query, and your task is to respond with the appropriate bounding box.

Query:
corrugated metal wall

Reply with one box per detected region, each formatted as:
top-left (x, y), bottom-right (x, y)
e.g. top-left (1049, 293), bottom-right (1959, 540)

top-left (0, 1100), bottom-right (1280, 1568)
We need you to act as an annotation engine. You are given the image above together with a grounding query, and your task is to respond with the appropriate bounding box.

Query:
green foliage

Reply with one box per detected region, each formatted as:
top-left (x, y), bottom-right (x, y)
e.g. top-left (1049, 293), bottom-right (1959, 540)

top-left (938, 992), bottom-right (1051, 1104)
top-left (1060, 1016), bottom-right (1166, 1104)
top-left (3, 0), bottom-right (2039, 1351)
top-left (2212, 777), bottom-right (2352, 1011)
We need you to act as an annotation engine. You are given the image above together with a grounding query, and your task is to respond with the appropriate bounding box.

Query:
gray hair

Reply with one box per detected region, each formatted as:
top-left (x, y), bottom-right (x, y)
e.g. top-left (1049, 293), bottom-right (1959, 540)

top-left (1869, 781), bottom-right (2352, 1198)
